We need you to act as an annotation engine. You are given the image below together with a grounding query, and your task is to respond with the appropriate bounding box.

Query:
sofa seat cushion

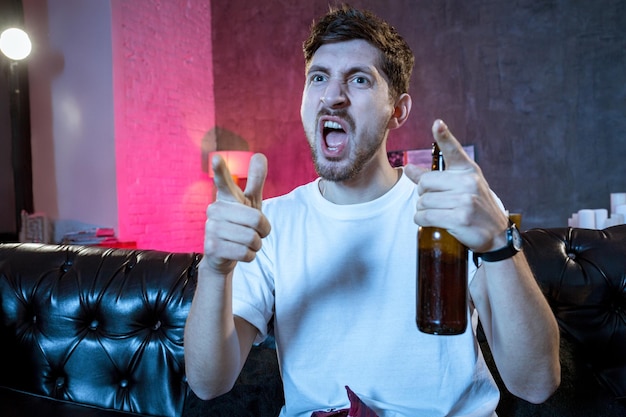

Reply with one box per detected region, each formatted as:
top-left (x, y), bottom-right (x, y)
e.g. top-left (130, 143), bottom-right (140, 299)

top-left (183, 345), bottom-right (284, 417)
top-left (480, 331), bottom-right (626, 416)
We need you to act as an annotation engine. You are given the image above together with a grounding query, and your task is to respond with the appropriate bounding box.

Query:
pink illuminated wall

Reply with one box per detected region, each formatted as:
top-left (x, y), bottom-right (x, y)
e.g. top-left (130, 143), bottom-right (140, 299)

top-left (111, 1), bottom-right (214, 252)
top-left (23, 1), bottom-right (626, 246)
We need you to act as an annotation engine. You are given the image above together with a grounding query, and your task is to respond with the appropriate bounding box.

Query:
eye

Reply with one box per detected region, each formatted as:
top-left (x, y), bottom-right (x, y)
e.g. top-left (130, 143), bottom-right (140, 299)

top-left (350, 75), bottom-right (371, 87)
top-left (309, 73), bottom-right (327, 84)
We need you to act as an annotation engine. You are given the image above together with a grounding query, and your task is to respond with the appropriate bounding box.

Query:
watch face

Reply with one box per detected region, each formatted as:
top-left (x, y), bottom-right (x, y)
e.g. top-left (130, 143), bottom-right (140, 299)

top-left (511, 226), bottom-right (523, 251)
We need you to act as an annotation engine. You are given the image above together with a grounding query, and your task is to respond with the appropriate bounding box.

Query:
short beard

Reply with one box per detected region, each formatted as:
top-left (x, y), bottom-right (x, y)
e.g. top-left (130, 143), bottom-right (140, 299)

top-left (308, 134), bottom-right (384, 182)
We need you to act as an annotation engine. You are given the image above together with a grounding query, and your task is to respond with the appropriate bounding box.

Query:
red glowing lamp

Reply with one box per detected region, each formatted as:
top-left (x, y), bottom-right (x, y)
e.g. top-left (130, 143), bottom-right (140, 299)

top-left (208, 151), bottom-right (254, 182)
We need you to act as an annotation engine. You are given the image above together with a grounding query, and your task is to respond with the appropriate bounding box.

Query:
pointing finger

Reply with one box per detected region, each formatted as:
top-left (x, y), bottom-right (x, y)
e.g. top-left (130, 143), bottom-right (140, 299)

top-left (431, 119), bottom-right (473, 170)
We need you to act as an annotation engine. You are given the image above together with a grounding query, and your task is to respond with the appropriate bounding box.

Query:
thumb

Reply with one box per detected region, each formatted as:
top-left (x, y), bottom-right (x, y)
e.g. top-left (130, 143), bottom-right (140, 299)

top-left (243, 153), bottom-right (268, 209)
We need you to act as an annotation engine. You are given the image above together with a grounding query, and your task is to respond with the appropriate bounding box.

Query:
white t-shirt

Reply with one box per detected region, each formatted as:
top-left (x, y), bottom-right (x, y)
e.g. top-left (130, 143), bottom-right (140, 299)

top-left (232, 172), bottom-right (500, 417)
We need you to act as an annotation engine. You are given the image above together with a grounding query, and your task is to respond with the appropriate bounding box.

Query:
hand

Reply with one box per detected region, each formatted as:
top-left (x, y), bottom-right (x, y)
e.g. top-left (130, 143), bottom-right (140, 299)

top-left (404, 120), bottom-right (508, 252)
top-left (202, 153), bottom-right (271, 276)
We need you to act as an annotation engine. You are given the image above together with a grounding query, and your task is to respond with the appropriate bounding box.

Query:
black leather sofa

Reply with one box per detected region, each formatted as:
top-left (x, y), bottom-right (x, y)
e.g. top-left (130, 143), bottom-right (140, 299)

top-left (1, 226), bottom-right (625, 416)
top-left (486, 226), bottom-right (626, 416)
top-left (0, 244), bottom-right (201, 417)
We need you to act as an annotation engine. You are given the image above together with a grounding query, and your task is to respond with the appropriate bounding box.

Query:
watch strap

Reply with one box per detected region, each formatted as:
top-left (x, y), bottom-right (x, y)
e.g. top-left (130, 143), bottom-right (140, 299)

top-left (473, 220), bottom-right (521, 266)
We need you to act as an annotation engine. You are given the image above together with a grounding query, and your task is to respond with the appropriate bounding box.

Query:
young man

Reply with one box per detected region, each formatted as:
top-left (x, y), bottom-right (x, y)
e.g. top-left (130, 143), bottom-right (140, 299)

top-left (184, 5), bottom-right (560, 416)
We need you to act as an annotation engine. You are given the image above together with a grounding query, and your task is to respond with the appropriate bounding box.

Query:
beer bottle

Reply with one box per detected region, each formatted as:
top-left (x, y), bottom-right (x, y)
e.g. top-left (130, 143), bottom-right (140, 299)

top-left (416, 143), bottom-right (468, 335)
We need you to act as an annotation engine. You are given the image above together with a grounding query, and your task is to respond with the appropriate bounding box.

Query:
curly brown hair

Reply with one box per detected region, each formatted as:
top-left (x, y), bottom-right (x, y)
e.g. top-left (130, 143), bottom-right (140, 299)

top-left (303, 4), bottom-right (414, 100)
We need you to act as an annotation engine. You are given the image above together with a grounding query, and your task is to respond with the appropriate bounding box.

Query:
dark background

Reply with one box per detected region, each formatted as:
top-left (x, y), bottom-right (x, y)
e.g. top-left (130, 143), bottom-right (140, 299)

top-left (211, 0), bottom-right (626, 229)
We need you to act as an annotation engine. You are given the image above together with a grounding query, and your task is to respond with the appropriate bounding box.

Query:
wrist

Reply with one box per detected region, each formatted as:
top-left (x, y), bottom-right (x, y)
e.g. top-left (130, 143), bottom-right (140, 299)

top-left (198, 257), bottom-right (236, 280)
top-left (473, 220), bottom-right (523, 267)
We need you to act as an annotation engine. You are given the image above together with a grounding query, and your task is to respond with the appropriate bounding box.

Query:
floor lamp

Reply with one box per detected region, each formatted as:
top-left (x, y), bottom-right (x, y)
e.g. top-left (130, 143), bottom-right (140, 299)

top-left (1, 27), bottom-right (33, 238)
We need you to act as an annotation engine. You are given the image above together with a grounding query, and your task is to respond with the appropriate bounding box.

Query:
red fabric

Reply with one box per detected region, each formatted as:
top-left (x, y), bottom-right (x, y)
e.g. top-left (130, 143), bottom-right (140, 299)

top-left (311, 386), bottom-right (379, 417)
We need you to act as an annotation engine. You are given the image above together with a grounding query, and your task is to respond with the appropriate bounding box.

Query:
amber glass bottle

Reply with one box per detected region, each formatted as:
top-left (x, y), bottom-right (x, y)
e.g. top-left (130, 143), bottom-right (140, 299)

top-left (416, 143), bottom-right (468, 335)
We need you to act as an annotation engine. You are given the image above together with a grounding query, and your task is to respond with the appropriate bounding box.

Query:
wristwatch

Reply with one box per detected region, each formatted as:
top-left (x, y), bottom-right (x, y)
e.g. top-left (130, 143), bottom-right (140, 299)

top-left (473, 220), bottom-right (523, 265)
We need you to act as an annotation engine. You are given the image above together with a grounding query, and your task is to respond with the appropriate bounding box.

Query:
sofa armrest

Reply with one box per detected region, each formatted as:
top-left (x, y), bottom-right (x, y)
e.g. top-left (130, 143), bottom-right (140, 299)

top-left (521, 226), bottom-right (626, 403)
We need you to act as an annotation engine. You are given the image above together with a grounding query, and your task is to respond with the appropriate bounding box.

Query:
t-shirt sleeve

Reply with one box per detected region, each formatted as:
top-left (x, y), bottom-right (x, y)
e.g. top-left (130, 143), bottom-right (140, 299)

top-left (232, 245), bottom-right (275, 345)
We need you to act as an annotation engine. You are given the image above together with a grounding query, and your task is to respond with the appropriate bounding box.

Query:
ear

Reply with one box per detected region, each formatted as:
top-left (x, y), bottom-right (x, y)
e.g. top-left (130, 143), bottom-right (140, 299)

top-left (387, 93), bottom-right (412, 130)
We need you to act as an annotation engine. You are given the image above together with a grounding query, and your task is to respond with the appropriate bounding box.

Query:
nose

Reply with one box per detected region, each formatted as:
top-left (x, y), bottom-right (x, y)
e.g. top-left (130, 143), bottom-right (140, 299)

top-left (321, 78), bottom-right (348, 108)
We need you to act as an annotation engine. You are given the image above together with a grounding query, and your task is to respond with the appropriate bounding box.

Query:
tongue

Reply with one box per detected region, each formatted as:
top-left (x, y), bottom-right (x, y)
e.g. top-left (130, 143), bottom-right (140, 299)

top-left (325, 131), bottom-right (347, 148)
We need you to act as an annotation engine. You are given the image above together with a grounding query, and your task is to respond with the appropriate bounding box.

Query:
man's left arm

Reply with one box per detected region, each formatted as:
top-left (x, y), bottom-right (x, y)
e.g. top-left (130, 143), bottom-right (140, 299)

top-left (405, 119), bottom-right (560, 403)
top-left (470, 250), bottom-right (561, 403)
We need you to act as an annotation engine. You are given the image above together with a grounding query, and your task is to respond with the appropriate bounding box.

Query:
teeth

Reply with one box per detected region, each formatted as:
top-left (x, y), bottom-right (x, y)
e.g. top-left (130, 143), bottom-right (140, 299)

top-left (323, 121), bottom-right (342, 129)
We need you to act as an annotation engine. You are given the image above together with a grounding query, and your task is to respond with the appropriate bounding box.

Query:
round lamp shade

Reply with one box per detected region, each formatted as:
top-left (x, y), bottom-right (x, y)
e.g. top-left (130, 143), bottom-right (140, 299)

top-left (208, 151), bottom-right (254, 179)
top-left (0, 28), bottom-right (32, 61)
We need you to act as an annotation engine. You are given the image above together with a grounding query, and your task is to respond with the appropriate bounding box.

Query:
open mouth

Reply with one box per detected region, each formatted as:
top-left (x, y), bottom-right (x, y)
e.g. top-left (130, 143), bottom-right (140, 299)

top-left (322, 120), bottom-right (347, 152)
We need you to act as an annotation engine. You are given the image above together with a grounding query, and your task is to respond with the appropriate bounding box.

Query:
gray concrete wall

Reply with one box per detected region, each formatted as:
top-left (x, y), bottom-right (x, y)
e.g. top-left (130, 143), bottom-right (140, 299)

top-left (212, 0), bottom-right (626, 229)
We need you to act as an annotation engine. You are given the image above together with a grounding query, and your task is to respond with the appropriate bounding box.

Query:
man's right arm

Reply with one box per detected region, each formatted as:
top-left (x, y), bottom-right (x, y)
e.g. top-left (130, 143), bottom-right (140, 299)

top-left (184, 153), bottom-right (270, 400)
top-left (184, 266), bottom-right (259, 399)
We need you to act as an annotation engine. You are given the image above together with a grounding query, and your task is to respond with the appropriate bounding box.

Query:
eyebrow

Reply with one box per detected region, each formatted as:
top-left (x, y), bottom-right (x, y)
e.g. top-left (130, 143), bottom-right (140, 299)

top-left (305, 64), bottom-right (327, 75)
top-left (306, 64), bottom-right (377, 77)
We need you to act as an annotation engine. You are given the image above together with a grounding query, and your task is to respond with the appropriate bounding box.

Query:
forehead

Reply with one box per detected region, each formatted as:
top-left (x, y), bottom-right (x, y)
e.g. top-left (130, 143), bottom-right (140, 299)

top-left (308, 39), bottom-right (383, 74)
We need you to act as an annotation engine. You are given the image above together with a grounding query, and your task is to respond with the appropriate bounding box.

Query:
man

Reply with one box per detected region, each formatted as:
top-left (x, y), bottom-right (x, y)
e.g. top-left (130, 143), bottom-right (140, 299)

top-left (185, 5), bottom-right (560, 416)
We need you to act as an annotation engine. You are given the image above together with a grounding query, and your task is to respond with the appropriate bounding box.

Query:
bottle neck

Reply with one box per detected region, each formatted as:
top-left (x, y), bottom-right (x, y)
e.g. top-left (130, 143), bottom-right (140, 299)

top-left (432, 142), bottom-right (445, 172)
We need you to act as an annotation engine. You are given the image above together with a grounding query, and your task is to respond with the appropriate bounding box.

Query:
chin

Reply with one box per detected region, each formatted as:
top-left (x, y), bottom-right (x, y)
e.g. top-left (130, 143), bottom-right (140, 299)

top-left (315, 160), bottom-right (357, 182)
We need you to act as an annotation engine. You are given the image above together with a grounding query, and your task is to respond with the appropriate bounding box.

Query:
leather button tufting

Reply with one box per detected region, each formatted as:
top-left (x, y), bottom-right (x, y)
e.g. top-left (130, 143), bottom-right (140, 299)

top-left (567, 252), bottom-right (577, 260)
top-left (61, 261), bottom-right (73, 273)
top-left (125, 258), bottom-right (137, 272)
top-left (0, 242), bottom-right (199, 417)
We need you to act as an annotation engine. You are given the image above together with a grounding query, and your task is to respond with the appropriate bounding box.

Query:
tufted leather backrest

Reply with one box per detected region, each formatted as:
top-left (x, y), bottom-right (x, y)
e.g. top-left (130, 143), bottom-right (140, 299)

top-left (0, 243), bottom-right (201, 417)
top-left (522, 225), bottom-right (626, 402)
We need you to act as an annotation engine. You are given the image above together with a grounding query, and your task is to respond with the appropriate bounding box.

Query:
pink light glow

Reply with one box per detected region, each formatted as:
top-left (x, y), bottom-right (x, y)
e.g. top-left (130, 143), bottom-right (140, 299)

top-left (112, 0), bottom-right (215, 252)
top-left (208, 151), bottom-right (254, 180)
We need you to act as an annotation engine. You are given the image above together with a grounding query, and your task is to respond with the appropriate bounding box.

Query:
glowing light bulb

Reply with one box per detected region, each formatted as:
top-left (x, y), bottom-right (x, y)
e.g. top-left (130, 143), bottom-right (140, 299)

top-left (0, 28), bottom-right (32, 61)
